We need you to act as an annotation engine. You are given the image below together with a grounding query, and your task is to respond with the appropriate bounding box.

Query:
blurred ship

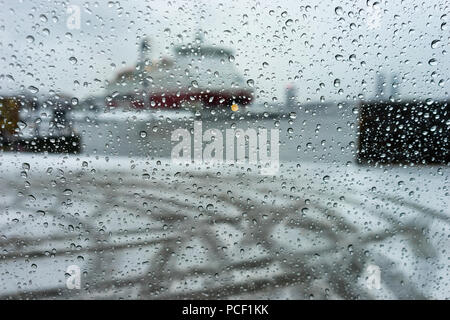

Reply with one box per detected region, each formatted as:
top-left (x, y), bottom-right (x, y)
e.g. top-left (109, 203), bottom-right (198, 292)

top-left (105, 32), bottom-right (253, 110)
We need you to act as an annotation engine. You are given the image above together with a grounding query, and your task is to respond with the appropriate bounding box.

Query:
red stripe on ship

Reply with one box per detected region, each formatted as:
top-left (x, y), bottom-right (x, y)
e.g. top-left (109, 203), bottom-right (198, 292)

top-left (108, 89), bottom-right (253, 109)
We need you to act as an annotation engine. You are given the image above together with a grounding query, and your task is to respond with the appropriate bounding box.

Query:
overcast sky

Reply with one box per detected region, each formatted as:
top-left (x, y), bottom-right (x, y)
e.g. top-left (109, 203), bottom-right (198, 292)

top-left (0, 0), bottom-right (448, 104)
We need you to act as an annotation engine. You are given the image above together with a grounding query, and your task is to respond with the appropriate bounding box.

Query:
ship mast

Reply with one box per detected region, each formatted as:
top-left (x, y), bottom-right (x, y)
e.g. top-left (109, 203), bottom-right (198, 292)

top-left (138, 37), bottom-right (152, 70)
top-left (138, 37), bottom-right (152, 106)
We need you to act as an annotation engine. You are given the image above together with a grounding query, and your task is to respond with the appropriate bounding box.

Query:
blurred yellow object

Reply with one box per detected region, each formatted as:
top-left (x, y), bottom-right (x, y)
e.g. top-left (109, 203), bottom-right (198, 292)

top-left (0, 97), bottom-right (19, 135)
top-left (0, 97), bottom-right (20, 151)
top-left (231, 103), bottom-right (239, 112)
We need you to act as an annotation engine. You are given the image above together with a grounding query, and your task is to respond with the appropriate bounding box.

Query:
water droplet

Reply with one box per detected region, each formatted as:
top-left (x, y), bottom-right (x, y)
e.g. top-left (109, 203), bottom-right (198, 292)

top-left (69, 57), bottom-right (78, 65)
top-left (28, 86), bottom-right (39, 94)
top-left (16, 121), bottom-right (27, 131)
top-left (347, 244), bottom-right (354, 254)
top-left (431, 39), bottom-right (441, 49)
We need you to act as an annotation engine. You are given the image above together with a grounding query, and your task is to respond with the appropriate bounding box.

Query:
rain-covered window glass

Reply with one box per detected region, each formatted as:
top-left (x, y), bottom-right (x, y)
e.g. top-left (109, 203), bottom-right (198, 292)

top-left (0, 0), bottom-right (448, 300)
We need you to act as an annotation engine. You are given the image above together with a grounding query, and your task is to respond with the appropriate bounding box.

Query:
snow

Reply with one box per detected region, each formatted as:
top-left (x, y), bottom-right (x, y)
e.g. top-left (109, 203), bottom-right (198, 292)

top-left (0, 152), bottom-right (448, 299)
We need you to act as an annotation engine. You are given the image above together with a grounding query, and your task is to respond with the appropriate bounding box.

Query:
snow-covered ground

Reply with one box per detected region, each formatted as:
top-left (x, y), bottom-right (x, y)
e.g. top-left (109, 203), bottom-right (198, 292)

top-left (0, 153), bottom-right (448, 299)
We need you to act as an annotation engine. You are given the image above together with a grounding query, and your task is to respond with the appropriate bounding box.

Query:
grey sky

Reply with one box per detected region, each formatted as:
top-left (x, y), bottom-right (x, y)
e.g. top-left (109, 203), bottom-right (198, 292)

top-left (0, 0), bottom-right (448, 103)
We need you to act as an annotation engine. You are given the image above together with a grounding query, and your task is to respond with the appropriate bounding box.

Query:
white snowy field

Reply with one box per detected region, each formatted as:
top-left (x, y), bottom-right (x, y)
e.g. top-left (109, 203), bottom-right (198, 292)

top-left (0, 153), bottom-right (448, 299)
